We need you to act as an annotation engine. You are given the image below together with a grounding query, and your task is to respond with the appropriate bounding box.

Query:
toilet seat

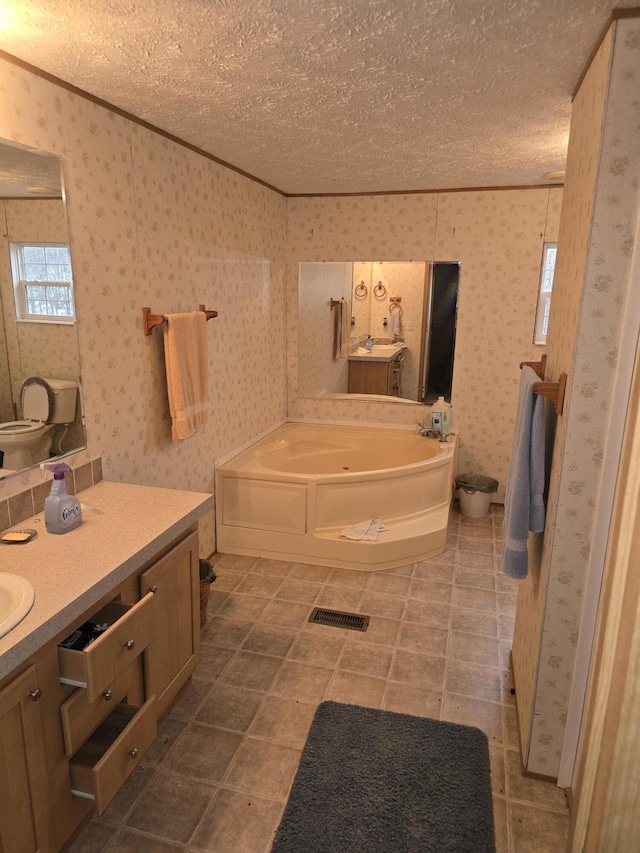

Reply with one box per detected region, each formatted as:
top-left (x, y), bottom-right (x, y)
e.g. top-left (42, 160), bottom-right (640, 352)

top-left (0, 419), bottom-right (47, 435)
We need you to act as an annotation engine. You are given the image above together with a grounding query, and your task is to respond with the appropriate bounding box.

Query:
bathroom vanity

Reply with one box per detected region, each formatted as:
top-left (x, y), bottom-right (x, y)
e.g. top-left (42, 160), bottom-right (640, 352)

top-left (348, 345), bottom-right (405, 396)
top-left (0, 480), bottom-right (213, 852)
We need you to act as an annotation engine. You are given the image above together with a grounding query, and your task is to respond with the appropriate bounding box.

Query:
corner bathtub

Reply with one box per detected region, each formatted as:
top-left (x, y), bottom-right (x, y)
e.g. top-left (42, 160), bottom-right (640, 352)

top-left (216, 423), bottom-right (458, 572)
top-left (216, 424), bottom-right (457, 571)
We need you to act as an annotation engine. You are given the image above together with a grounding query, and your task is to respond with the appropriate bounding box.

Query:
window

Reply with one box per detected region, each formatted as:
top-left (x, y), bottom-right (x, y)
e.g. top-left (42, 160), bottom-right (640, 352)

top-left (10, 242), bottom-right (75, 323)
top-left (533, 243), bottom-right (557, 345)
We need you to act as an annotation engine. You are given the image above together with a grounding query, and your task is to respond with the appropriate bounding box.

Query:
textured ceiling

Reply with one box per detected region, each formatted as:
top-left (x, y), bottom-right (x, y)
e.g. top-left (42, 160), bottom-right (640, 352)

top-left (0, 140), bottom-right (62, 197)
top-left (0, 0), bottom-right (635, 194)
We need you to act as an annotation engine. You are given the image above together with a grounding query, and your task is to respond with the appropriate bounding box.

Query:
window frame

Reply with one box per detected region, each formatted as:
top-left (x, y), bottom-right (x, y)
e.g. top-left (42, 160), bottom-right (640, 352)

top-left (533, 242), bottom-right (557, 346)
top-left (9, 242), bottom-right (76, 325)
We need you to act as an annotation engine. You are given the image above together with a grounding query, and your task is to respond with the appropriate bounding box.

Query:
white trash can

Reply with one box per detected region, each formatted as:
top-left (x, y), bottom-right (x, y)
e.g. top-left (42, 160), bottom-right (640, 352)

top-left (455, 474), bottom-right (499, 519)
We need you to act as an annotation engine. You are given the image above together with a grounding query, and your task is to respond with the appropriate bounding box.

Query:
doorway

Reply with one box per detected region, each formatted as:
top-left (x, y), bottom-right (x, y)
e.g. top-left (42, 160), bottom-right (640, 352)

top-left (420, 262), bottom-right (460, 403)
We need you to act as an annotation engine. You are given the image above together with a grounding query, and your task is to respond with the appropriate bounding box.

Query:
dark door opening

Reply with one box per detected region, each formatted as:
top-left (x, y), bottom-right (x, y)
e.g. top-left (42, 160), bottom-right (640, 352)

top-left (421, 262), bottom-right (460, 404)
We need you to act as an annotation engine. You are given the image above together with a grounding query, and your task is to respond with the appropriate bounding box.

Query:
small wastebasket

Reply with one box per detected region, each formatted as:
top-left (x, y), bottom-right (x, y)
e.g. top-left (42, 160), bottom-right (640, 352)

top-left (199, 559), bottom-right (217, 628)
top-left (455, 473), bottom-right (499, 519)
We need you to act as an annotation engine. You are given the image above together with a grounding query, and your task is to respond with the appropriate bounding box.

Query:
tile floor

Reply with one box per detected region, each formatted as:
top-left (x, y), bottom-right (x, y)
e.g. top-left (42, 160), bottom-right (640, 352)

top-left (70, 506), bottom-right (570, 852)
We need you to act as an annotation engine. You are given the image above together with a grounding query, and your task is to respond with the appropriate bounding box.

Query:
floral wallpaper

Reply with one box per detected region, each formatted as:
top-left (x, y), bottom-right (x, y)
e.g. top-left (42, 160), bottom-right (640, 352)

top-left (0, 59), bottom-right (287, 555)
top-left (514, 20), bottom-right (640, 777)
top-left (288, 188), bottom-right (562, 501)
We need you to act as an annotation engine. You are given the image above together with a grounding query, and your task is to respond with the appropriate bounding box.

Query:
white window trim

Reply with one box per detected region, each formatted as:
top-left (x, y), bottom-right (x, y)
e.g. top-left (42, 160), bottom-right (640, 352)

top-left (10, 242), bottom-right (76, 325)
top-left (533, 242), bottom-right (557, 346)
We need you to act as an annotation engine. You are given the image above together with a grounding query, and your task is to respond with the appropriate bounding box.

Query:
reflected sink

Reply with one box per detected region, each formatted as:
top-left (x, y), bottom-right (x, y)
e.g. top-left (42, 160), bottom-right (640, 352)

top-left (355, 344), bottom-right (403, 355)
top-left (0, 572), bottom-right (35, 638)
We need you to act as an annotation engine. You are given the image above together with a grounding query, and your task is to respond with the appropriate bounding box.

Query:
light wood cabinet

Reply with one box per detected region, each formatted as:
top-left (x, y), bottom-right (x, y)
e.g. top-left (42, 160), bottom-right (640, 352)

top-left (348, 354), bottom-right (404, 396)
top-left (0, 665), bottom-right (52, 852)
top-left (140, 530), bottom-right (200, 720)
top-left (0, 524), bottom-right (201, 852)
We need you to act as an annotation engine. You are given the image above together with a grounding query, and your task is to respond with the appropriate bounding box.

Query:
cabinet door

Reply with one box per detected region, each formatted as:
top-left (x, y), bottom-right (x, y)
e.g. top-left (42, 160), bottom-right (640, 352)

top-left (0, 665), bottom-right (52, 853)
top-left (140, 530), bottom-right (200, 720)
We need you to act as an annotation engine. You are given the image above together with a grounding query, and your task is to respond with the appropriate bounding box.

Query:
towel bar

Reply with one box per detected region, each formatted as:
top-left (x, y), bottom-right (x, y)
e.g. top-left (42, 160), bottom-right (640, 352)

top-left (142, 304), bottom-right (218, 336)
top-left (519, 354), bottom-right (567, 415)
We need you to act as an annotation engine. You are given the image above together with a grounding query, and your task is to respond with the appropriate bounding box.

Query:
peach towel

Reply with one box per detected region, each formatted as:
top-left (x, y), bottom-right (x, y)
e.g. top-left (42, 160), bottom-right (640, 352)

top-left (163, 311), bottom-right (209, 442)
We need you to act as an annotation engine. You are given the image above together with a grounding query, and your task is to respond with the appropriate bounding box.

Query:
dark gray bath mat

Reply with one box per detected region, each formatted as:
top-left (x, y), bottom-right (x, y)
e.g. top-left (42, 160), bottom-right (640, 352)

top-left (271, 701), bottom-right (495, 853)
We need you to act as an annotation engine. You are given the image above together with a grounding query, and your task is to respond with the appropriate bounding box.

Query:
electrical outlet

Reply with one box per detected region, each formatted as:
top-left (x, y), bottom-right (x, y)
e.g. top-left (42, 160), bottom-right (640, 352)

top-left (405, 320), bottom-right (413, 331)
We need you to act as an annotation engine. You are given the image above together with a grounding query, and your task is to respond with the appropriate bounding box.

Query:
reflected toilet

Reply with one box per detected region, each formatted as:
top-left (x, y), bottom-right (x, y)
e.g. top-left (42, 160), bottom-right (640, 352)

top-left (0, 377), bottom-right (78, 470)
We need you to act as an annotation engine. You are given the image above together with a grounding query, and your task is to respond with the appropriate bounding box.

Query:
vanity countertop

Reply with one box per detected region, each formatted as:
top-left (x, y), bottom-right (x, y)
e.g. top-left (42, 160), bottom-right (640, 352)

top-left (0, 480), bottom-right (213, 679)
top-left (348, 344), bottom-right (405, 363)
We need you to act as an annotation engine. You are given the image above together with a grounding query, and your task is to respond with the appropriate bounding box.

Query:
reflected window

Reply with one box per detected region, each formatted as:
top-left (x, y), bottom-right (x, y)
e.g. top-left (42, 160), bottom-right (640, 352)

top-left (533, 243), bottom-right (557, 345)
top-left (10, 242), bottom-right (75, 323)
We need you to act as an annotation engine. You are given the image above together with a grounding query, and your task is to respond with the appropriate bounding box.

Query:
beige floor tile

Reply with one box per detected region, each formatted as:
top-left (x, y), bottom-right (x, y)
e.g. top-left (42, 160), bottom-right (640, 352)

top-left (241, 624), bottom-right (298, 657)
top-left (271, 660), bottom-right (334, 702)
top-left (454, 585), bottom-right (497, 613)
top-left (509, 801), bottom-right (569, 852)
top-left (455, 551), bottom-right (496, 571)
top-left (327, 568), bottom-right (370, 590)
top-left (163, 723), bottom-right (243, 782)
top-left (288, 562), bottom-right (333, 582)
top-left (234, 573), bottom-right (284, 597)
top-left (167, 679), bottom-right (213, 722)
top-left (382, 683), bottom-right (443, 718)
top-left (108, 828), bottom-right (185, 852)
top-left (389, 649), bottom-right (446, 692)
top-left (190, 788), bottom-right (283, 853)
top-left (287, 631), bottom-right (346, 667)
top-left (218, 650), bottom-right (283, 691)
top-left (409, 578), bottom-right (453, 603)
top-left (503, 706), bottom-right (521, 751)
top-left (359, 591), bottom-right (406, 619)
top-left (449, 630), bottom-right (501, 667)
top-left (251, 558), bottom-right (293, 577)
top-left (403, 598), bottom-right (451, 629)
top-left (446, 659), bottom-right (503, 704)
top-left (213, 554), bottom-right (258, 572)
top-left (224, 737), bottom-right (302, 800)
top-left (492, 797), bottom-right (509, 853)
top-left (196, 682), bottom-right (265, 731)
top-left (200, 617), bottom-right (254, 649)
top-left (455, 566), bottom-right (497, 590)
top-left (339, 642), bottom-right (394, 678)
top-left (506, 750), bottom-right (568, 811)
top-left (276, 578), bottom-right (322, 604)
top-left (67, 822), bottom-right (117, 853)
top-left (216, 594), bottom-right (271, 622)
top-left (205, 589), bottom-right (229, 616)
top-left (496, 573), bottom-right (519, 594)
top-left (125, 771), bottom-right (216, 844)
top-left (258, 599), bottom-right (312, 628)
top-left (192, 644), bottom-right (235, 681)
top-left (325, 669), bottom-right (386, 708)
top-left (347, 615), bottom-right (401, 647)
top-left (498, 592), bottom-right (518, 615)
top-left (249, 695), bottom-right (318, 747)
top-left (499, 613), bottom-right (516, 639)
top-left (398, 621), bottom-right (448, 656)
top-left (451, 606), bottom-right (498, 638)
top-left (365, 571), bottom-right (412, 596)
top-left (457, 536), bottom-right (495, 554)
top-left (411, 561), bottom-right (456, 584)
top-left (442, 692), bottom-right (503, 745)
top-left (314, 586), bottom-right (364, 612)
top-left (209, 570), bottom-right (246, 592)
top-left (141, 718), bottom-right (186, 768)
top-left (489, 745), bottom-right (506, 796)
top-left (100, 766), bottom-right (155, 824)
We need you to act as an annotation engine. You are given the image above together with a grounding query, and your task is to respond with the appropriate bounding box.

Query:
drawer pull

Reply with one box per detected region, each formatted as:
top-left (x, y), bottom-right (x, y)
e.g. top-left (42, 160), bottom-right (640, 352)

top-left (103, 689), bottom-right (113, 701)
top-left (129, 747), bottom-right (139, 759)
top-left (27, 688), bottom-right (42, 702)
top-left (149, 585), bottom-right (158, 594)
top-left (124, 640), bottom-right (135, 650)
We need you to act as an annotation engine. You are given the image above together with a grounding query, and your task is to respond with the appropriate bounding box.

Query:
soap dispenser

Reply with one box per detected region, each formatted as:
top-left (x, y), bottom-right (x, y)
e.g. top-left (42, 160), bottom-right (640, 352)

top-left (365, 335), bottom-right (373, 352)
top-left (42, 461), bottom-right (83, 534)
top-left (431, 396), bottom-right (452, 439)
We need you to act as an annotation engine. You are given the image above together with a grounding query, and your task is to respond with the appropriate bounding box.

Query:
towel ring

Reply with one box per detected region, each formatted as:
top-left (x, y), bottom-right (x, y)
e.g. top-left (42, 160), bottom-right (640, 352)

top-left (374, 282), bottom-right (387, 298)
top-left (354, 282), bottom-right (368, 298)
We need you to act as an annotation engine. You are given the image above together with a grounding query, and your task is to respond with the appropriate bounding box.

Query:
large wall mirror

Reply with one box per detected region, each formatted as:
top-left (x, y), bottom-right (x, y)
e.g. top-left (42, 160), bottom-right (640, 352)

top-left (298, 261), bottom-right (459, 405)
top-left (0, 138), bottom-right (85, 479)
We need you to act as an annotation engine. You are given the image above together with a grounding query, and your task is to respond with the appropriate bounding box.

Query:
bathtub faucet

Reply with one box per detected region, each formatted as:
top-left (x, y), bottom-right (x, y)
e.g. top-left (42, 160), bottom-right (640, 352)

top-left (418, 424), bottom-right (449, 442)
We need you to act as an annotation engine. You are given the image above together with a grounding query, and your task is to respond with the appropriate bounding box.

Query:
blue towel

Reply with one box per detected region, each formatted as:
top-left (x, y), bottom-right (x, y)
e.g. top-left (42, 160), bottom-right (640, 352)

top-left (502, 366), bottom-right (546, 579)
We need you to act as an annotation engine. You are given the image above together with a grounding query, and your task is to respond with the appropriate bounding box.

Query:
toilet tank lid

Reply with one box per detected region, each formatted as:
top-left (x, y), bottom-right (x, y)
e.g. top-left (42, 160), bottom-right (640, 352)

top-left (41, 378), bottom-right (78, 390)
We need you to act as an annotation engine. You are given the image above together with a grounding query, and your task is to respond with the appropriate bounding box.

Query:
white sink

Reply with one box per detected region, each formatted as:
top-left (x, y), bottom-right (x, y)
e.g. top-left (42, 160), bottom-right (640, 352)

top-left (0, 572), bottom-right (35, 638)
top-left (355, 344), bottom-right (403, 355)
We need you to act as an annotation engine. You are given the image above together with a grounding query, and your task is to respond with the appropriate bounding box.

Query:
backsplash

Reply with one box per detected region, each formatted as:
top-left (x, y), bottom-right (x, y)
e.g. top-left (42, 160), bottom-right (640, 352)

top-left (0, 455), bottom-right (103, 531)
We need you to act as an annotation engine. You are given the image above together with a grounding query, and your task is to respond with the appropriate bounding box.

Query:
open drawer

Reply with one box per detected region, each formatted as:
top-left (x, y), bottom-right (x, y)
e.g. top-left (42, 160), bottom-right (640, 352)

top-left (60, 661), bottom-right (138, 756)
top-left (69, 697), bottom-right (156, 815)
top-left (58, 591), bottom-right (155, 702)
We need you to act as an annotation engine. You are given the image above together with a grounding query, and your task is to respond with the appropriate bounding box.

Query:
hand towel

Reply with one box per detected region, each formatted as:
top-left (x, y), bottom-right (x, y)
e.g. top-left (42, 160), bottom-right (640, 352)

top-left (163, 311), bottom-right (209, 442)
top-left (334, 298), bottom-right (351, 359)
top-left (340, 519), bottom-right (389, 541)
top-left (502, 366), bottom-right (546, 579)
top-left (389, 302), bottom-right (403, 338)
